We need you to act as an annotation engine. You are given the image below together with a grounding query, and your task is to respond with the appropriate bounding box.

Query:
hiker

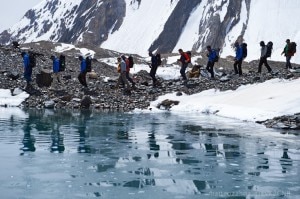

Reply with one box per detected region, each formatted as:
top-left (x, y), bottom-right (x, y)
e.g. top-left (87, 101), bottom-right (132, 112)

top-left (178, 49), bottom-right (191, 82)
top-left (149, 51), bottom-right (160, 86)
top-left (78, 56), bottom-right (88, 87)
top-left (21, 51), bottom-right (32, 89)
top-left (188, 65), bottom-right (201, 78)
top-left (116, 57), bottom-right (131, 91)
top-left (233, 42), bottom-right (243, 76)
top-left (258, 41), bottom-right (273, 73)
top-left (50, 55), bottom-right (61, 89)
top-left (206, 46), bottom-right (217, 79)
top-left (122, 55), bottom-right (136, 88)
top-left (281, 39), bottom-right (294, 69)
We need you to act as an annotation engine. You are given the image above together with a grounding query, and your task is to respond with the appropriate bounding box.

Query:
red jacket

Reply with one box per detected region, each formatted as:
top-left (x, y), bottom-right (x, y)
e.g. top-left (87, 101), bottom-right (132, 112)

top-left (180, 52), bottom-right (191, 64)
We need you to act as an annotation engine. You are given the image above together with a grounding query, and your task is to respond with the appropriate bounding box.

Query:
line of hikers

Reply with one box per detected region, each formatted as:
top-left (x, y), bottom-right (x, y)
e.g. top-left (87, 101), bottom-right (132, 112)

top-left (18, 38), bottom-right (297, 92)
top-left (20, 50), bottom-right (92, 90)
top-left (179, 39), bottom-right (297, 80)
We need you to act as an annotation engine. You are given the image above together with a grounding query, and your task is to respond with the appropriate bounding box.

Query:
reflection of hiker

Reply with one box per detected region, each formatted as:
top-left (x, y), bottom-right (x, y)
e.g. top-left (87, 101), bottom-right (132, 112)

top-left (178, 49), bottom-right (190, 81)
top-left (280, 148), bottom-right (292, 173)
top-left (188, 65), bottom-right (201, 78)
top-left (78, 56), bottom-right (88, 87)
top-left (206, 46), bottom-right (217, 79)
top-left (281, 39), bottom-right (295, 69)
top-left (50, 125), bottom-right (65, 153)
top-left (21, 52), bottom-right (32, 89)
top-left (21, 115), bottom-right (36, 154)
top-left (77, 110), bottom-right (92, 153)
top-left (149, 51), bottom-right (160, 86)
top-left (258, 41), bottom-right (272, 73)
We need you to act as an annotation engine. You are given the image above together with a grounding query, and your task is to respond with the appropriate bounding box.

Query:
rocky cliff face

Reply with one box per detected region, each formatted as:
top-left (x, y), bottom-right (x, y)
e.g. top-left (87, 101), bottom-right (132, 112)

top-left (149, 0), bottom-right (250, 52)
top-left (0, 0), bottom-right (250, 53)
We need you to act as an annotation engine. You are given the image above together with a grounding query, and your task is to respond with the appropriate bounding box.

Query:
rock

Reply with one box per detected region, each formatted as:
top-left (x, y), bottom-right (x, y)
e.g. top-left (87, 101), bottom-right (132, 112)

top-left (7, 71), bottom-right (20, 80)
top-left (176, 92), bottom-right (183, 96)
top-left (36, 69), bottom-right (52, 87)
top-left (60, 94), bottom-right (72, 102)
top-left (12, 88), bottom-right (23, 96)
top-left (88, 71), bottom-right (98, 79)
top-left (81, 95), bottom-right (92, 108)
top-left (157, 99), bottom-right (179, 110)
top-left (44, 100), bottom-right (55, 109)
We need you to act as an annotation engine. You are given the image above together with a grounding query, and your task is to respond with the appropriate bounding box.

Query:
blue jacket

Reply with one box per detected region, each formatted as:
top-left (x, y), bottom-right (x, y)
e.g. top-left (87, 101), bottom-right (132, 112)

top-left (235, 45), bottom-right (243, 61)
top-left (208, 49), bottom-right (217, 62)
top-left (53, 58), bottom-right (60, 73)
top-left (23, 53), bottom-right (30, 68)
top-left (80, 60), bottom-right (87, 73)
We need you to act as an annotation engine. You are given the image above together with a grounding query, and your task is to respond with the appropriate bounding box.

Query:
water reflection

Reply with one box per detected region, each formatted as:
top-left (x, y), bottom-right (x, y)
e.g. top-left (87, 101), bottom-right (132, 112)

top-left (0, 109), bottom-right (299, 198)
top-left (280, 148), bottom-right (293, 173)
top-left (77, 110), bottom-right (92, 153)
top-left (20, 112), bottom-right (37, 154)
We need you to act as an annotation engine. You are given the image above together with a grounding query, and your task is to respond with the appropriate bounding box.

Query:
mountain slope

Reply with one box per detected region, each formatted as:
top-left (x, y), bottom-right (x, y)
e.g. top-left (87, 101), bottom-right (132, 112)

top-left (0, 0), bottom-right (299, 63)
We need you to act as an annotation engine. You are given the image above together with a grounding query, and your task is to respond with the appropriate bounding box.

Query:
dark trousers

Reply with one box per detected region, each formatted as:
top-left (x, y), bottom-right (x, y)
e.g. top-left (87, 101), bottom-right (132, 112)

top-left (78, 72), bottom-right (87, 87)
top-left (206, 61), bottom-right (215, 78)
top-left (126, 72), bottom-right (135, 85)
top-left (150, 65), bottom-right (158, 83)
top-left (180, 63), bottom-right (188, 80)
top-left (258, 57), bottom-right (272, 73)
top-left (233, 59), bottom-right (243, 75)
top-left (24, 67), bottom-right (32, 84)
top-left (286, 56), bottom-right (292, 69)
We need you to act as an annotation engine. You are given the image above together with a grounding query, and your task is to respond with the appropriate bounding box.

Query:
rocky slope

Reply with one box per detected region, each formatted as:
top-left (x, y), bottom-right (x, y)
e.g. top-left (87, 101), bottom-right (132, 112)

top-left (0, 41), bottom-right (300, 130)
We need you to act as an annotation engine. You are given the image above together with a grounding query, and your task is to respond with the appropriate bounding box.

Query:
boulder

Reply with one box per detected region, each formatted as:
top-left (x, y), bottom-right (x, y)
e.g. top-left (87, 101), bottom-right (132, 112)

top-left (36, 69), bottom-right (52, 87)
top-left (81, 95), bottom-right (92, 108)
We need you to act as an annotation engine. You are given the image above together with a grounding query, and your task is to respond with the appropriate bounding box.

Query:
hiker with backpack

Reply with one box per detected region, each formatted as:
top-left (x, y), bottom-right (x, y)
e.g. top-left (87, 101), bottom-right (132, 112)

top-left (149, 51), bottom-right (161, 86)
top-left (178, 49), bottom-right (191, 83)
top-left (78, 56), bottom-right (88, 88)
top-left (21, 51), bottom-right (33, 89)
top-left (281, 39), bottom-right (296, 69)
top-left (233, 42), bottom-right (245, 76)
top-left (115, 57), bottom-right (131, 91)
top-left (50, 55), bottom-right (61, 89)
top-left (122, 55), bottom-right (136, 88)
top-left (206, 46), bottom-right (218, 79)
top-left (258, 41), bottom-right (273, 74)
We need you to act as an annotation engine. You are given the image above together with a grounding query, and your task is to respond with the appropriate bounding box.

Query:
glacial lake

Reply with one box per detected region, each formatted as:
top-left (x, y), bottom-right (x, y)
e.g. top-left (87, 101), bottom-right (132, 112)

top-left (0, 108), bottom-right (299, 199)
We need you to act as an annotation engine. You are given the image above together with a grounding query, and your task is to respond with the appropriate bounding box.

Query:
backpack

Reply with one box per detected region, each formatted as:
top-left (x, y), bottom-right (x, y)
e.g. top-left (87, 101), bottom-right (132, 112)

top-left (241, 43), bottom-right (247, 58)
top-left (86, 56), bottom-right (92, 72)
top-left (128, 55), bottom-right (134, 68)
top-left (156, 53), bottom-right (162, 66)
top-left (266, 41), bottom-right (273, 58)
top-left (186, 51), bottom-right (192, 59)
top-left (28, 51), bottom-right (36, 68)
top-left (289, 42), bottom-right (297, 55)
top-left (184, 51), bottom-right (192, 63)
top-left (213, 48), bottom-right (220, 62)
top-left (59, 54), bottom-right (66, 71)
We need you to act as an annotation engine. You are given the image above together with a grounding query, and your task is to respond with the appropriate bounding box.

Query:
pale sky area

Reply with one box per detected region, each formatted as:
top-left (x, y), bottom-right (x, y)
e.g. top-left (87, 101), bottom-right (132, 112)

top-left (0, 0), bottom-right (41, 32)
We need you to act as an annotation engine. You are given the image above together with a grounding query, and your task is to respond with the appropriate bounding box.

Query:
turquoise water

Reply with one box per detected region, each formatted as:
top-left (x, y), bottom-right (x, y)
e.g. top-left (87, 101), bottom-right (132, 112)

top-left (0, 108), bottom-right (299, 199)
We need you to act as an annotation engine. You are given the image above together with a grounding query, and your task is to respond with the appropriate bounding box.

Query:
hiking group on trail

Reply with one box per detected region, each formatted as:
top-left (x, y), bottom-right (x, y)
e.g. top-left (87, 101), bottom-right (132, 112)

top-left (17, 38), bottom-right (297, 94)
